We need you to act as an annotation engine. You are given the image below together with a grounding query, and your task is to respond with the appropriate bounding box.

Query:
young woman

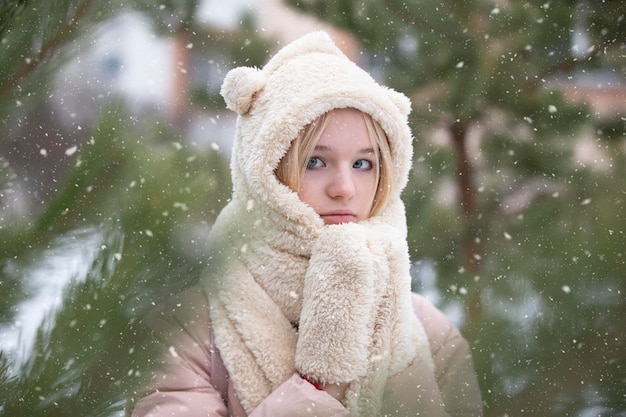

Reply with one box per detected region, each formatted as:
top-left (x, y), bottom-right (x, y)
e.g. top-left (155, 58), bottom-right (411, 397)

top-left (131, 31), bottom-right (483, 417)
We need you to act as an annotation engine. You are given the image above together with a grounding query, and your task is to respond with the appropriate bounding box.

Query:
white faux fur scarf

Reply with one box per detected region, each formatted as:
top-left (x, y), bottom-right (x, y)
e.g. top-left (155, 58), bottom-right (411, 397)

top-left (202, 195), bottom-right (432, 415)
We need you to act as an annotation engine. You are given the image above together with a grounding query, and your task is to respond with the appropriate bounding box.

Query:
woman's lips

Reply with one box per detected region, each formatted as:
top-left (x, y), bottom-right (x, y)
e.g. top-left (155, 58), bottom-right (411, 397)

top-left (320, 211), bottom-right (356, 224)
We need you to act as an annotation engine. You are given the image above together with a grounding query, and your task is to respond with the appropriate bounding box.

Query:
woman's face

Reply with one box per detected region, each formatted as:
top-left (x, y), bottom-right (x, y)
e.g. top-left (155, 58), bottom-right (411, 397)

top-left (297, 108), bottom-right (378, 224)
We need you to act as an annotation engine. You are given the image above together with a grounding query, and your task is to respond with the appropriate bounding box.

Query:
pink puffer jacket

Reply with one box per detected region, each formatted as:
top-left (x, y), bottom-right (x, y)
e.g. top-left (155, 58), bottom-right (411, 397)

top-left (130, 288), bottom-right (483, 417)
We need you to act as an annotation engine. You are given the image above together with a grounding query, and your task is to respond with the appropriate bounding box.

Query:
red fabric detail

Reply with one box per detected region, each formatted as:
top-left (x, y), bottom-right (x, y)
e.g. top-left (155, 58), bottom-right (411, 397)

top-left (300, 374), bottom-right (324, 391)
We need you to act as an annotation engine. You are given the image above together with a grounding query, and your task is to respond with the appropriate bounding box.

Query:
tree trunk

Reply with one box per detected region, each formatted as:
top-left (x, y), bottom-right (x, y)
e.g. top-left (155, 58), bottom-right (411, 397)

top-left (449, 119), bottom-right (482, 318)
top-left (169, 27), bottom-right (191, 128)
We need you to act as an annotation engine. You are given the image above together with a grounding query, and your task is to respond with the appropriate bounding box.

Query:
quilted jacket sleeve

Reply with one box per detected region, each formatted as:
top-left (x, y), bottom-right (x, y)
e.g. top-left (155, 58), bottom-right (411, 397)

top-left (129, 288), bottom-right (351, 417)
top-left (129, 288), bottom-right (229, 417)
top-left (413, 293), bottom-right (484, 417)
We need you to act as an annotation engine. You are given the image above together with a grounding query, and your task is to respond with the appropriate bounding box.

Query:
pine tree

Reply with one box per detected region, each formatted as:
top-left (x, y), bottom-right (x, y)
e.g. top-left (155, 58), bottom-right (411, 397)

top-left (0, 1), bottom-right (251, 415)
top-left (285, 1), bottom-right (625, 415)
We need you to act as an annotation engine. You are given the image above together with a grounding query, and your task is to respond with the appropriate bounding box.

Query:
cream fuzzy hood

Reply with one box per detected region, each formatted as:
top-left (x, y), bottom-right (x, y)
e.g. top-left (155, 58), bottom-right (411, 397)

top-left (202, 31), bottom-right (432, 415)
top-left (221, 30), bottom-right (413, 233)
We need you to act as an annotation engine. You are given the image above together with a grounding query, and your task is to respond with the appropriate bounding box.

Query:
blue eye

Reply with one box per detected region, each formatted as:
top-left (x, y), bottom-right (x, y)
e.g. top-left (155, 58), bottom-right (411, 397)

top-left (307, 156), bottom-right (325, 169)
top-left (353, 159), bottom-right (373, 170)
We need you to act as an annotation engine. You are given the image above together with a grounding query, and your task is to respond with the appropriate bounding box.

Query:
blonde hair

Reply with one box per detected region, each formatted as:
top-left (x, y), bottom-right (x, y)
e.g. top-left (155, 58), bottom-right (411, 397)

top-left (275, 109), bottom-right (394, 217)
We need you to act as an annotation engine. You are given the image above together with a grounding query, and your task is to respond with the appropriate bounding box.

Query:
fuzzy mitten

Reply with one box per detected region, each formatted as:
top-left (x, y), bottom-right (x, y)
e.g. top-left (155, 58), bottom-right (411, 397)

top-left (295, 221), bottom-right (405, 386)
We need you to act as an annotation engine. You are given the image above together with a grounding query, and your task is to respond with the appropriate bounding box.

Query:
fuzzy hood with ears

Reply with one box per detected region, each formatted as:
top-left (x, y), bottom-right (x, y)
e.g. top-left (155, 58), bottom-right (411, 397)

top-left (220, 30), bottom-right (414, 234)
top-left (203, 31), bottom-right (431, 415)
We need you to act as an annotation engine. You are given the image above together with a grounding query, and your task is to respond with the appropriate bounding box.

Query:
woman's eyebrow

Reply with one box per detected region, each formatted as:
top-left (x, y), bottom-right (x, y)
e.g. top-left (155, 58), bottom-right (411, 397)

top-left (313, 145), bottom-right (375, 154)
top-left (313, 145), bottom-right (332, 153)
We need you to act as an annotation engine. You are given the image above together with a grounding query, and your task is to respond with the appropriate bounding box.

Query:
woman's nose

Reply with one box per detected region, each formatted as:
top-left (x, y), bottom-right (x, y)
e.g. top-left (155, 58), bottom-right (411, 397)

top-left (328, 169), bottom-right (356, 199)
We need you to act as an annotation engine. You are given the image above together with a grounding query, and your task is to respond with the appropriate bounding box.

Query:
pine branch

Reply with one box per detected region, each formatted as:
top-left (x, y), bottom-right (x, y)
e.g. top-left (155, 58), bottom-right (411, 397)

top-left (0, 0), bottom-right (95, 99)
top-left (0, 0), bottom-right (28, 36)
top-left (522, 47), bottom-right (604, 94)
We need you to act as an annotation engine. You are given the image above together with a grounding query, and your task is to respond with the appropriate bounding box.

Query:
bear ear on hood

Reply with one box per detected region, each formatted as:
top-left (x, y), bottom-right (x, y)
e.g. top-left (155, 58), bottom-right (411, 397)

top-left (384, 87), bottom-right (412, 117)
top-left (220, 66), bottom-right (266, 115)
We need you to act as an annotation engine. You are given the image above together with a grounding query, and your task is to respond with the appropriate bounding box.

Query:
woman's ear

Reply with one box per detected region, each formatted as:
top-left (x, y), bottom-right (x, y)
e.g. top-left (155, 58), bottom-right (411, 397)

top-left (220, 66), bottom-right (267, 115)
